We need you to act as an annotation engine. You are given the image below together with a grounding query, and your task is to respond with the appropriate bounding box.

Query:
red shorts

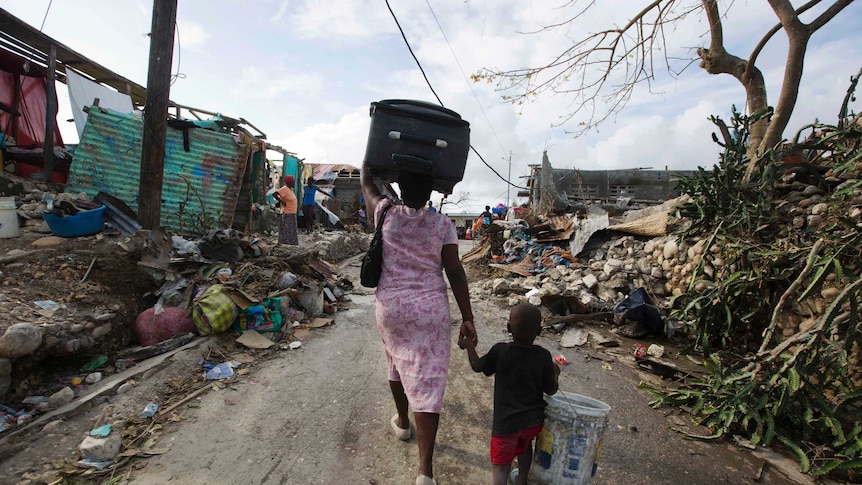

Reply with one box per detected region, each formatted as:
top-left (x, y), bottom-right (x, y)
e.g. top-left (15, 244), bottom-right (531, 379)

top-left (490, 424), bottom-right (544, 465)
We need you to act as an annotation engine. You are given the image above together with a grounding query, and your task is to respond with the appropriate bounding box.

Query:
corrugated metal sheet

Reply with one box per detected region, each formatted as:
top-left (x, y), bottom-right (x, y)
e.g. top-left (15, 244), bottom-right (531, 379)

top-left (67, 107), bottom-right (250, 234)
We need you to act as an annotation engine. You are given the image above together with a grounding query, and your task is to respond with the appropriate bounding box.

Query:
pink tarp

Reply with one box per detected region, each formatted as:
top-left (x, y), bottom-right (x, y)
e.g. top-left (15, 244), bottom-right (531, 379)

top-left (0, 49), bottom-right (64, 148)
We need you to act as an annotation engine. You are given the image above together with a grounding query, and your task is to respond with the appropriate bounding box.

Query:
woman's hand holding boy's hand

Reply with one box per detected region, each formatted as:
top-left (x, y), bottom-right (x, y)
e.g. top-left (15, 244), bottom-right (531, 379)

top-left (458, 320), bottom-right (477, 349)
top-left (458, 333), bottom-right (475, 350)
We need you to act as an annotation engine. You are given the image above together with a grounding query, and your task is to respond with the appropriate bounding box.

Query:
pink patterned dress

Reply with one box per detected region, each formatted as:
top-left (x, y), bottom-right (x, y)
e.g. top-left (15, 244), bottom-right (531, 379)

top-left (374, 199), bottom-right (458, 413)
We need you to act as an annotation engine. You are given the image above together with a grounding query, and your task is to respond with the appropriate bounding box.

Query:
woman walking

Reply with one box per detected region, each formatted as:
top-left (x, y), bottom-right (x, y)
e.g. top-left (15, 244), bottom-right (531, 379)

top-left (361, 166), bottom-right (477, 485)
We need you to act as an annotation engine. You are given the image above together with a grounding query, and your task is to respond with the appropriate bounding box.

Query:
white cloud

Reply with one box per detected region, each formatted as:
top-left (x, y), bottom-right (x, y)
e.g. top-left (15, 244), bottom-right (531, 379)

top-left (176, 20), bottom-right (210, 50)
top-left (2, 0), bottom-right (860, 213)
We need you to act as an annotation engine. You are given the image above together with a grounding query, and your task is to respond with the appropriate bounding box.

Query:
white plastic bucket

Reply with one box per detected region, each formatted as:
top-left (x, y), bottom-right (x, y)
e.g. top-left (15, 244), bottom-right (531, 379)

top-left (296, 285), bottom-right (324, 316)
top-left (531, 391), bottom-right (611, 485)
top-left (0, 197), bottom-right (19, 238)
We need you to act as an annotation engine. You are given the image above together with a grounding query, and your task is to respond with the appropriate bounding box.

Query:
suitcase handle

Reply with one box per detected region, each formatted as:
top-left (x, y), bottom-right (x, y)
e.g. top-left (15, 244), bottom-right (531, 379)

top-left (388, 131), bottom-right (449, 149)
top-left (392, 154), bottom-right (435, 174)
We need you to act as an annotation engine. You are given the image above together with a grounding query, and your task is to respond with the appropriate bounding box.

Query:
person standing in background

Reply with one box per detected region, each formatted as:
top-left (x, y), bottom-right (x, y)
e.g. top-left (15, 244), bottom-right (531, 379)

top-left (301, 177), bottom-right (333, 233)
top-left (273, 175), bottom-right (298, 245)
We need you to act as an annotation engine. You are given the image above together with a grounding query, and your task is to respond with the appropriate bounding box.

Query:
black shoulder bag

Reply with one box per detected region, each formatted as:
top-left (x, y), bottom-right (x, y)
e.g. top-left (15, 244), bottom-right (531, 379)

top-left (360, 203), bottom-right (393, 288)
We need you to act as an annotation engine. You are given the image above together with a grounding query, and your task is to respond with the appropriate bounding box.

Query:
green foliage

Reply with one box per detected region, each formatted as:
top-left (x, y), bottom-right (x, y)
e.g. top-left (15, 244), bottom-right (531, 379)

top-left (652, 87), bottom-right (862, 479)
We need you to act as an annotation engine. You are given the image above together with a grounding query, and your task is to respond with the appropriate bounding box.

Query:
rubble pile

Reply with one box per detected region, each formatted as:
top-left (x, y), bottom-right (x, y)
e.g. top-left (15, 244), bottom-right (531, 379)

top-left (471, 169), bottom-right (861, 344)
top-left (306, 230), bottom-right (370, 262)
top-left (0, 168), bottom-right (374, 440)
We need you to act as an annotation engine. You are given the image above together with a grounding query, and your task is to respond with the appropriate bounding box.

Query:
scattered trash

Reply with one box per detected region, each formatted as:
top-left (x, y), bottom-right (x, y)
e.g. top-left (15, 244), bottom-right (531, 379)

top-left (115, 358), bottom-right (135, 371)
top-left (203, 362), bottom-right (235, 380)
top-left (560, 327), bottom-right (588, 348)
top-left (21, 396), bottom-right (48, 405)
top-left (76, 458), bottom-right (113, 470)
top-left (306, 318), bottom-right (333, 328)
top-left (646, 343), bottom-right (665, 358)
top-left (89, 424), bottom-right (112, 437)
top-left (634, 343), bottom-right (647, 358)
top-left (34, 300), bottom-right (64, 311)
top-left (70, 377), bottom-right (83, 386)
top-left (236, 330), bottom-right (275, 349)
top-left (139, 403), bottom-right (159, 418)
top-left (288, 341), bottom-right (302, 350)
top-left (81, 355), bottom-right (109, 372)
top-left (601, 362), bottom-right (613, 371)
top-left (613, 287), bottom-right (664, 336)
top-left (554, 355), bottom-right (569, 366)
top-left (275, 272), bottom-right (299, 289)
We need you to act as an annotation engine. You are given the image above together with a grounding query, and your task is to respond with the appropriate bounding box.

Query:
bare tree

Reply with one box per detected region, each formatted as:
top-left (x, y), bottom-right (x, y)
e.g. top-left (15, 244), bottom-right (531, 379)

top-left (473, 0), bottom-right (856, 179)
top-left (439, 191), bottom-right (471, 210)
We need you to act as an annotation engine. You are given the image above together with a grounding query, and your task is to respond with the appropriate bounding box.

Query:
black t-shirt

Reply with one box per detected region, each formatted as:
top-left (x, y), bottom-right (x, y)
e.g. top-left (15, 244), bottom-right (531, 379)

top-left (473, 342), bottom-right (558, 436)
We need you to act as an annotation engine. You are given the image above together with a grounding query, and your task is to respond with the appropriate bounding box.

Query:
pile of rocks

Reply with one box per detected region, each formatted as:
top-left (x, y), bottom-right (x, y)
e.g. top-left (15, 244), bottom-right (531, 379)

top-left (474, 177), bottom-right (861, 341)
top-left (307, 231), bottom-right (370, 262)
top-left (479, 234), bottom-right (700, 313)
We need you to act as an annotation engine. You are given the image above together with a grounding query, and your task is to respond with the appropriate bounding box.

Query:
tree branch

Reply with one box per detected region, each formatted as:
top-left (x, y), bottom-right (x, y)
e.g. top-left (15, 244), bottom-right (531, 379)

top-left (808, 0), bottom-right (855, 31)
top-left (745, 0), bottom-right (822, 82)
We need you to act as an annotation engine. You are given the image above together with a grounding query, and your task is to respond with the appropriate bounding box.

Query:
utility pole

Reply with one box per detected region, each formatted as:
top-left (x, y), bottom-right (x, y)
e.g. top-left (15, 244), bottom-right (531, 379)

top-left (42, 43), bottom-right (57, 181)
top-left (139, 0), bottom-right (177, 229)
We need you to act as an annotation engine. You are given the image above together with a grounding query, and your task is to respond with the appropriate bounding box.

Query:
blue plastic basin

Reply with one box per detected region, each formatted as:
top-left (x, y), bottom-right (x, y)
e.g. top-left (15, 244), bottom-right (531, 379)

top-left (43, 205), bottom-right (106, 237)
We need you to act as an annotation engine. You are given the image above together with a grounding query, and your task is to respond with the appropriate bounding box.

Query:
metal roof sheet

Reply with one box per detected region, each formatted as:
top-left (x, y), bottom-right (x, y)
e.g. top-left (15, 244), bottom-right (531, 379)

top-left (66, 107), bottom-right (249, 234)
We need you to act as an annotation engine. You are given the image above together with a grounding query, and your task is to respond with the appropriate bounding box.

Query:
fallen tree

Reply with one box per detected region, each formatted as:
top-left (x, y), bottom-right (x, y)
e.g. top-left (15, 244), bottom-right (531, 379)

top-left (647, 72), bottom-right (862, 479)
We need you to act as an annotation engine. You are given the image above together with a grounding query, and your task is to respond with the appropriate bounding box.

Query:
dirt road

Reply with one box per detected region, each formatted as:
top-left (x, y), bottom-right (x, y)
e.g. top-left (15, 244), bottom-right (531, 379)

top-left (127, 243), bottom-right (802, 485)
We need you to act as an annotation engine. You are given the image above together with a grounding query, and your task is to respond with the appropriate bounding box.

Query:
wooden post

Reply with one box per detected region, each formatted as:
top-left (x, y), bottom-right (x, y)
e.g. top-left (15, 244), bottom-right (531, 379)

top-left (42, 43), bottom-right (57, 180)
top-left (139, 0), bottom-right (178, 229)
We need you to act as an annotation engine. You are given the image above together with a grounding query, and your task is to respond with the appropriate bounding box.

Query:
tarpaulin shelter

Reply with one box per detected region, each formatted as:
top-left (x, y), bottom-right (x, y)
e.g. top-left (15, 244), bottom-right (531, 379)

top-left (0, 48), bottom-right (64, 148)
top-left (0, 7), bottom-right (290, 233)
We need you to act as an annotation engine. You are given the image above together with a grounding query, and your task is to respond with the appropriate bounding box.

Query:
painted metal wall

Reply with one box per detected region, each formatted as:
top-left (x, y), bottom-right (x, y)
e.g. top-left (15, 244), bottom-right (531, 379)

top-left (67, 107), bottom-right (250, 234)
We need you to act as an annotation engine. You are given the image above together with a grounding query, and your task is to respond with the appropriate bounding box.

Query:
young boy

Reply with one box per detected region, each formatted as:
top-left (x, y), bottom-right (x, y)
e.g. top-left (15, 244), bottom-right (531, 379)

top-left (460, 302), bottom-right (560, 485)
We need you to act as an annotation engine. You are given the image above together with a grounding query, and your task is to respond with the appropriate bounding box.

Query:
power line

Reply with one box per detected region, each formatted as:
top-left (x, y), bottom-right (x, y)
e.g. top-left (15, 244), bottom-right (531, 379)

top-left (39, 0), bottom-right (54, 31)
top-left (424, 0), bottom-right (507, 156)
top-left (383, 0), bottom-right (528, 191)
top-left (384, 0), bottom-right (443, 106)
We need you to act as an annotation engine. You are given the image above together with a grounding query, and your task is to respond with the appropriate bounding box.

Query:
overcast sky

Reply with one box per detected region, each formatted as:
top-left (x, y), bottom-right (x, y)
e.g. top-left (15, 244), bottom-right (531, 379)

top-left (3, 1), bottom-right (861, 213)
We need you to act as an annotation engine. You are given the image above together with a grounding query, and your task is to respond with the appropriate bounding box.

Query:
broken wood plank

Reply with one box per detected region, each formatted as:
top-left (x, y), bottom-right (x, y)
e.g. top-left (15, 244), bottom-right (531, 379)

top-left (158, 382), bottom-right (213, 417)
top-left (0, 249), bottom-right (50, 264)
top-left (543, 312), bottom-right (613, 326)
top-left (117, 333), bottom-right (195, 361)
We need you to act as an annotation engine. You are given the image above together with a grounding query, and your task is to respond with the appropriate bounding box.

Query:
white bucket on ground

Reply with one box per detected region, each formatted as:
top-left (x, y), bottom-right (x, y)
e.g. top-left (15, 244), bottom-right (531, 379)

top-left (0, 197), bottom-right (19, 238)
top-left (296, 285), bottom-right (324, 316)
top-left (530, 391), bottom-right (611, 485)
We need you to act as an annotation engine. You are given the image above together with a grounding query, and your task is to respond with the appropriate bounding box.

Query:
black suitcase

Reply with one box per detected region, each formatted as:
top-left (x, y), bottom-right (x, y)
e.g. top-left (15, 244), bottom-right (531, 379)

top-left (363, 99), bottom-right (470, 194)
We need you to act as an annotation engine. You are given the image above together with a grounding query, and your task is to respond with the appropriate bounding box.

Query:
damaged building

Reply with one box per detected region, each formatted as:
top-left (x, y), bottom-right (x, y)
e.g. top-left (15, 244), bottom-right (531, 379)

top-left (521, 151), bottom-right (700, 213)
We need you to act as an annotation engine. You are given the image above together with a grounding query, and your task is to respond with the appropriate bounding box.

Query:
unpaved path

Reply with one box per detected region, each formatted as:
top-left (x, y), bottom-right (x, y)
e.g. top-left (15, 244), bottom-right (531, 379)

top-left (128, 242), bottom-right (803, 485)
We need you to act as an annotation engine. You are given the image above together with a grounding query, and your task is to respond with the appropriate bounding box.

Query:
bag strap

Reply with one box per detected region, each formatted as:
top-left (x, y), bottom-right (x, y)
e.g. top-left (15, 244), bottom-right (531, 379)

top-left (375, 201), bottom-right (393, 232)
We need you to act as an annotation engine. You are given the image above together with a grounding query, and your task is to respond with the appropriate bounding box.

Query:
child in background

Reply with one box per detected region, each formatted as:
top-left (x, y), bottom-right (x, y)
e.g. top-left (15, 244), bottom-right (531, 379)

top-left (460, 302), bottom-right (560, 485)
